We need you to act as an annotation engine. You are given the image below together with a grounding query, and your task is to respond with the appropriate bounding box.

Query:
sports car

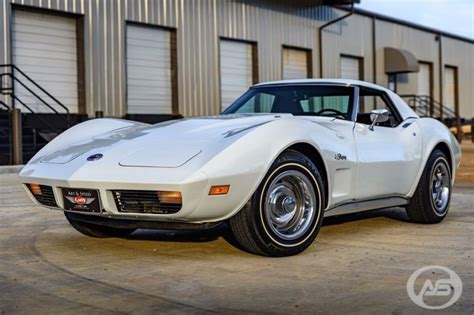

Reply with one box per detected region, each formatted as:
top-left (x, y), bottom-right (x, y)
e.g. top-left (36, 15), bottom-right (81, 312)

top-left (19, 79), bottom-right (462, 256)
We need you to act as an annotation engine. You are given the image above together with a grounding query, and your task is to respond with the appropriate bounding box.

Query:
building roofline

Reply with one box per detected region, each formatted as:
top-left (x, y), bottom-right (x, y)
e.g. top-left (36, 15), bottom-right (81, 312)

top-left (346, 7), bottom-right (474, 44)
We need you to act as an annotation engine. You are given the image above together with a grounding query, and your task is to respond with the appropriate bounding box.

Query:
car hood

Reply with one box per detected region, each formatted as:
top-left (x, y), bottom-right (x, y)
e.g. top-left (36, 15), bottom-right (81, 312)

top-left (38, 114), bottom-right (286, 168)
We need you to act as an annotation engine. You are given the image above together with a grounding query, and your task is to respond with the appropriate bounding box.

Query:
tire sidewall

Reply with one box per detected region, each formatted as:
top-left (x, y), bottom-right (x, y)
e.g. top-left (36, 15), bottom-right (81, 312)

top-left (251, 152), bottom-right (325, 250)
top-left (427, 155), bottom-right (452, 218)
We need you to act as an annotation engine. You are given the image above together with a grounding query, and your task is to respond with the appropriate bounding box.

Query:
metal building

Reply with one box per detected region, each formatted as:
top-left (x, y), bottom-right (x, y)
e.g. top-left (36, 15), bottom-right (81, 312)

top-left (0, 0), bottom-right (473, 164)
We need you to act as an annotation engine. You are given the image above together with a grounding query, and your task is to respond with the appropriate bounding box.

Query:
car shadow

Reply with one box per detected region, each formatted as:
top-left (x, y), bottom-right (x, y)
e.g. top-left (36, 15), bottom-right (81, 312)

top-left (322, 206), bottom-right (411, 226)
top-left (124, 207), bottom-right (412, 245)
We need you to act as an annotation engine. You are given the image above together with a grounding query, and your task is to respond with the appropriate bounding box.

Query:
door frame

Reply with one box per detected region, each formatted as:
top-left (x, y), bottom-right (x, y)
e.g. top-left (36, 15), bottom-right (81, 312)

top-left (281, 45), bottom-right (313, 79)
top-left (10, 4), bottom-right (86, 114)
top-left (444, 65), bottom-right (459, 116)
top-left (124, 21), bottom-right (179, 115)
top-left (218, 37), bottom-right (259, 112)
top-left (340, 54), bottom-right (364, 80)
top-left (417, 61), bottom-right (434, 116)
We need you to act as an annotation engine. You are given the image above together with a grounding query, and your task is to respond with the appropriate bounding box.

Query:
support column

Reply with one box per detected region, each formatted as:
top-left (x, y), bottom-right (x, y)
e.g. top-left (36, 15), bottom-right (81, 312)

top-left (11, 108), bottom-right (23, 165)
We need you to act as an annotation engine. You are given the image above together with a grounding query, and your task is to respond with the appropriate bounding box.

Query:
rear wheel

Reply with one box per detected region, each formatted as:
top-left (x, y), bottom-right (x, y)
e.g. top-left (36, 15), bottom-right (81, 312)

top-left (64, 212), bottom-right (136, 238)
top-left (229, 150), bottom-right (325, 256)
top-left (406, 149), bottom-right (452, 223)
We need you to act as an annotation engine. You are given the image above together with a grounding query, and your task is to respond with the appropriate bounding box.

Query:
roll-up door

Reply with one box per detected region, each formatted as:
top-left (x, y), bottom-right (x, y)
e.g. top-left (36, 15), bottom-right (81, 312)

top-left (444, 66), bottom-right (457, 112)
top-left (417, 62), bottom-right (432, 97)
top-left (282, 47), bottom-right (310, 80)
top-left (12, 10), bottom-right (78, 113)
top-left (127, 24), bottom-right (172, 114)
top-left (220, 39), bottom-right (253, 110)
top-left (340, 56), bottom-right (361, 80)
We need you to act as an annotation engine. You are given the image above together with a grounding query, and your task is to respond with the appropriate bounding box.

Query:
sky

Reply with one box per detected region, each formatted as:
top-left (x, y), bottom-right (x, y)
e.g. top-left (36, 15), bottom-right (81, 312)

top-left (356, 0), bottom-right (474, 39)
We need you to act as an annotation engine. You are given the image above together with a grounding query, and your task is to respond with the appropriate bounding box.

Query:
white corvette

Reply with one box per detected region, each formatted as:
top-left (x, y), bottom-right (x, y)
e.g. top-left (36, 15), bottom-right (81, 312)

top-left (20, 79), bottom-right (461, 256)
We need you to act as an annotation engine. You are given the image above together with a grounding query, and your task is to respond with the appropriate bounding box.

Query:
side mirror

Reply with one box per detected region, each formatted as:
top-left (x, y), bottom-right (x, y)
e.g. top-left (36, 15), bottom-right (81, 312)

top-left (369, 109), bottom-right (390, 131)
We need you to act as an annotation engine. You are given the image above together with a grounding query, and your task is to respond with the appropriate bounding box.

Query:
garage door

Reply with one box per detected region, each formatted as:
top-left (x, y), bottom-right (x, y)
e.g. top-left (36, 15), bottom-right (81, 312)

top-left (13, 10), bottom-right (78, 113)
top-left (444, 66), bottom-right (456, 112)
top-left (127, 24), bottom-right (172, 114)
top-left (340, 56), bottom-right (361, 80)
top-left (220, 40), bottom-right (253, 110)
top-left (283, 48), bottom-right (309, 80)
top-left (417, 63), bottom-right (431, 97)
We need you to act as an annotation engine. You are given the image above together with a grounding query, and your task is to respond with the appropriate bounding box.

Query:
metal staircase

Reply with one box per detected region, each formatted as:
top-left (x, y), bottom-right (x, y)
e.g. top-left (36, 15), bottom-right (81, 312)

top-left (400, 94), bottom-right (465, 127)
top-left (400, 94), bottom-right (473, 142)
top-left (0, 64), bottom-right (87, 165)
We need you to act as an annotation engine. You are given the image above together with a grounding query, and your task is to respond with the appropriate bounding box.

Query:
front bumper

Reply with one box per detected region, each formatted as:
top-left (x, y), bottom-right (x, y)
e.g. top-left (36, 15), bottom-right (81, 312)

top-left (20, 161), bottom-right (262, 223)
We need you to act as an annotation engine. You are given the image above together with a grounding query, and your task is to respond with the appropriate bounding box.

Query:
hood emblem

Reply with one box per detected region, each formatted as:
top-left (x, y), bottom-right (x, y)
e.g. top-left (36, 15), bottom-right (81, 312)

top-left (87, 154), bottom-right (103, 161)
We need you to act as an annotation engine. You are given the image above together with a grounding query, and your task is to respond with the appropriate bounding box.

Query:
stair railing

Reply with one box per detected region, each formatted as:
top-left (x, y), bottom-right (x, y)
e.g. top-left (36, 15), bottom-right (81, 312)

top-left (0, 64), bottom-right (70, 126)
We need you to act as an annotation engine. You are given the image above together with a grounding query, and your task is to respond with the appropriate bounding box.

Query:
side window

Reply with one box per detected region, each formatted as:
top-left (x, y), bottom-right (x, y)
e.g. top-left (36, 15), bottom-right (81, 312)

top-left (301, 95), bottom-right (350, 113)
top-left (234, 93), bottom-right (276, 113)
top-left (357, 88), bottom-right (401, 127)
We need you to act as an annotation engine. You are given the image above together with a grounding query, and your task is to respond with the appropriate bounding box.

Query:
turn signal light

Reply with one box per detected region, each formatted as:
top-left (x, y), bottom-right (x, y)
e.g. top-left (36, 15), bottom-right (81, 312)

top-left (209, 185), bottom-right (230, 195)
top-left (28, 183), bottom-right (42, 195)
top-left (157, 191), bottom-right (182, 204)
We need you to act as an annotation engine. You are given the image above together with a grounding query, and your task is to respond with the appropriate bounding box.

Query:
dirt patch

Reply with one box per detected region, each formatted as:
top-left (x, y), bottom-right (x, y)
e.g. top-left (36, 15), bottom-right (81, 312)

top-left (457, 142), bottom-right (474, 184)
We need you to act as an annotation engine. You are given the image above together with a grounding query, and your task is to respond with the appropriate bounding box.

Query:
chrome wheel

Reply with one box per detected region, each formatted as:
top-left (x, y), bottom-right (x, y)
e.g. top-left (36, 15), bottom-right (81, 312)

top-left (263, 169), bottom-right (317, 241)
top-left (430, 160), bottom-right (450, 215)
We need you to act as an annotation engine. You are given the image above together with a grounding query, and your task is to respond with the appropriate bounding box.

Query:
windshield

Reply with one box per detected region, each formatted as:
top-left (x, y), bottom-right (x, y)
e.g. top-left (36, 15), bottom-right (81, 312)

top-left (223, 85), bottom-right (355, 120)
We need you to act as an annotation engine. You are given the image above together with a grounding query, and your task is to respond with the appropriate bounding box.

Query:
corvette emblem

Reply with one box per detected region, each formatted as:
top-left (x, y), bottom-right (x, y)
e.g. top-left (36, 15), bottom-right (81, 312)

top-left (87, 153), bottom-right (103, 161)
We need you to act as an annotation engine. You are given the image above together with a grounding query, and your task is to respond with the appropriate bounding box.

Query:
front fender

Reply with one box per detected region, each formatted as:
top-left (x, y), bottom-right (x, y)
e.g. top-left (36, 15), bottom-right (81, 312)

top-left (190, 118), bottom-right (355, 221)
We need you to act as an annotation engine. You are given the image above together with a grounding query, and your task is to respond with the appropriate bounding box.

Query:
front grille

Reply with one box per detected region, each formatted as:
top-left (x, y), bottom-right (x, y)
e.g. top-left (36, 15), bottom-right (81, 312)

top-left (27, 184), bottom-right (58, 207)
top-left (112, 190), bottom-right (182, 214)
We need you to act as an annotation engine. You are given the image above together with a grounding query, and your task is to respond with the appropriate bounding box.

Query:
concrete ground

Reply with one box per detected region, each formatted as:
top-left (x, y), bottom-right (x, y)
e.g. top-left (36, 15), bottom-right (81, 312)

top-left (1, 145), bottom-right (473, 314)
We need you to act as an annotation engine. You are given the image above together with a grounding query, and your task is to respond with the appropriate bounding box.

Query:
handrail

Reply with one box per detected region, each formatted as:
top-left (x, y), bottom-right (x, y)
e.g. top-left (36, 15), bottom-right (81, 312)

top-left (0, 64), bottom-right (70, 115)
top-left (400, 94), bottom-right (457, 119)
top-left (0, 65), bottom-right (70, 127)
top-left (4, 73), bottom-right (60, 114)
top-left (0, 100), bottom-right (11, 111)
top-left (11, 95), bottom-right (63, 134)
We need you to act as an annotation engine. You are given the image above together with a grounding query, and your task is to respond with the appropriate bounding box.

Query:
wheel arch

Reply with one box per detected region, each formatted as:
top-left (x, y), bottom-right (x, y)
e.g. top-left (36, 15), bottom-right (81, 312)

top-left (285, 142), bottom-right (329, 209)
top-left (432, 141), bottom-right (453, 173)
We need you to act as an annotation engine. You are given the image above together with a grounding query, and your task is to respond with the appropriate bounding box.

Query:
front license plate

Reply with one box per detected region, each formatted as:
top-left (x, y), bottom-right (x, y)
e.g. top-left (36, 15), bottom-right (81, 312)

top-left (62, 188), bottom-right (101, 213)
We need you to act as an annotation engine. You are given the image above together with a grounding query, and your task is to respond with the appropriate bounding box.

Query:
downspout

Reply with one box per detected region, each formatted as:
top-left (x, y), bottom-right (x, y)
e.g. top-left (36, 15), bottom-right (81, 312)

top-left (372, 16), bottom-right (377, 84)
top-left (318, 4), bottom-right (355, 78)
top-left (438, 33), bottom-right (443, 119)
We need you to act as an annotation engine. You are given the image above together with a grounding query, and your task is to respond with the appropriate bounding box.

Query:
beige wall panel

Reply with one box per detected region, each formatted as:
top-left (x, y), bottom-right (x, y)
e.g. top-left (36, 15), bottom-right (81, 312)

top-left (375, 20), bottom-right (440, 100)
top-left (442, 37), bottom-right (474, 118)
top-left (0, 0), bottom-right (472, 118)
top-left (322, 14), bottom-right (373, 81)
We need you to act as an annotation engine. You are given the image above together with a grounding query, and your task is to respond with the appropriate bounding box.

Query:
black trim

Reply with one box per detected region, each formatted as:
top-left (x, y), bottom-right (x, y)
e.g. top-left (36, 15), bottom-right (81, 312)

top-left (325, 195), bottom-right (409, 217)
top-left (64, 211), bottom-right (223, 230)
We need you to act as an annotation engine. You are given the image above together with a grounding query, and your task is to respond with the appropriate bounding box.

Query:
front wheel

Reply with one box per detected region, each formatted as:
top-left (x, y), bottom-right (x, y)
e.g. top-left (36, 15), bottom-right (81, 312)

top-left (64, 212), bottom-right (136, 238)
top-left (406, 149), bottom-right (452, 224)
top-left (229, 150), bottom-right (325, 256)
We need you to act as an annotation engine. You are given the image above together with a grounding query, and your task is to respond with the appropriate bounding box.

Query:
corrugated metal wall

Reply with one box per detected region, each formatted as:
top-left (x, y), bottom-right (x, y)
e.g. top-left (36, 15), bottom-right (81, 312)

top-left (0, 0), bottom-right (473, 118)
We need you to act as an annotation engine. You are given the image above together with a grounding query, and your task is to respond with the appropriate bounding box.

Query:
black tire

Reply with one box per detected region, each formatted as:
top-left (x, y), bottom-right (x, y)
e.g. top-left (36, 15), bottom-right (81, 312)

top-left (406, 149), bottom-right (452, 224)
top-left (64, 212), bottom-right (136, 238)
top-left (229, 149), bottom-right (325, 256)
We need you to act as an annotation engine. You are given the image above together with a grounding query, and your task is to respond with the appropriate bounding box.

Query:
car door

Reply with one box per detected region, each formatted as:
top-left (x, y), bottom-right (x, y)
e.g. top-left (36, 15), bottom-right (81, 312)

top-left (353, 88), bottom-right (422, 200)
